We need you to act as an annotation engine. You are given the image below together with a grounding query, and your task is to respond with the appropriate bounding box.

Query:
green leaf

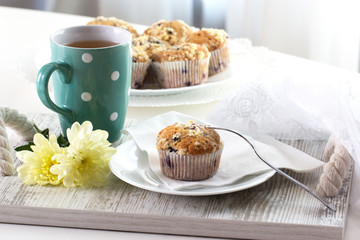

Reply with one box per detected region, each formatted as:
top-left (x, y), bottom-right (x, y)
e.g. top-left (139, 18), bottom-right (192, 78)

top-left (57, 134), bottom-right (69, 147)
top-left (34, 124), bottom-right (49, 138)
top-left (14, 124), bottom-right (69, 152)
top-left (34, 124), bottom-right (42, 133)
top-left (15, 142), bottom-right (35, 152)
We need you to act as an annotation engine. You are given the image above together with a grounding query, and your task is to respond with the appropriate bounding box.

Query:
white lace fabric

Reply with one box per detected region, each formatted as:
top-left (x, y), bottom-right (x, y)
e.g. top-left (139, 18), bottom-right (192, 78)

top-left (207, 50), bottom-right (360, 213)
top-left (208, 52), bottom-right (360, 161)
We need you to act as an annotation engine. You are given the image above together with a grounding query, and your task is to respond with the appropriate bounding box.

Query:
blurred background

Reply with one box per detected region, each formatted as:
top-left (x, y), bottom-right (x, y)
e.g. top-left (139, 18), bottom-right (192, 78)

top-left (1, 0), bottom-right (360, 72)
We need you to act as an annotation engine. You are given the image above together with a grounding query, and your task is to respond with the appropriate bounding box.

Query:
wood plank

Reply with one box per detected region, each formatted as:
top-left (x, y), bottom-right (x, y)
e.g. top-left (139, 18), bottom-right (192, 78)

top-left (0, 205), bottom-right (342, 240)
top-left (0, 113), bottom-right (353, 240)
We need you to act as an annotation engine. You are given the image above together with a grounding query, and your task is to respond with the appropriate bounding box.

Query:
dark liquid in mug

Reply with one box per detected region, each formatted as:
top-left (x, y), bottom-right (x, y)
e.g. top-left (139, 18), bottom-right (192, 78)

top-left (66, 40), bottom-right (119, 48)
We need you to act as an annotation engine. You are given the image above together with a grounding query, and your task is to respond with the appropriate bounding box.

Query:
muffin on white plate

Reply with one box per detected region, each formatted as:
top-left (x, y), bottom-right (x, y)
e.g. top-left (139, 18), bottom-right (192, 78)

top-left (156, 121), bottom-right (223, 181)
top-left (131, 46), bottom-right (151, 89)
top-left (144, 20), bottom-right (193, 46)
top-left (186, 28), bottom-right (230, 76)
top-left (152, 43), bottom-right (210, 88)
top-left (133, 35), bottom-right (170, 85)
top-left (87, 16), bottom-right (139, 38)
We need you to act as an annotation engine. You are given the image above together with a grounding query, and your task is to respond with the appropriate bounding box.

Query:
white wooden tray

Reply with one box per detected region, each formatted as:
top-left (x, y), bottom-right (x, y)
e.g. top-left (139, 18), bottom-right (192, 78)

top-left (0, 113), bottom-right (353, 240)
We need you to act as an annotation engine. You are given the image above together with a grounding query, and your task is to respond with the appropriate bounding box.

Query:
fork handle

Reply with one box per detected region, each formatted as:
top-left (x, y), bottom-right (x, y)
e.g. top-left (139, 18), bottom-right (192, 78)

top-left (208, 126), bottom-right (336, 212)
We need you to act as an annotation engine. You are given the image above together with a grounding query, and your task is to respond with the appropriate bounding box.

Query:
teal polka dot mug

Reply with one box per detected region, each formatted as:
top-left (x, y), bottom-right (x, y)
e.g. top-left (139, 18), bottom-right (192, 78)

top-left (36, 25), bottom-right (132, 143)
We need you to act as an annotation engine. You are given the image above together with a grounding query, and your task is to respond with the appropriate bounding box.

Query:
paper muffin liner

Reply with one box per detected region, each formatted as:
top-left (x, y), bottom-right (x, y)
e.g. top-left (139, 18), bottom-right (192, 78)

top-left (152, 57), bottom-right (210, 89)
top-left (142, 65), bottom-right (161, 89)
top-left (131, 62), bottom-right (151, 89)
top-left (158, 145), bottom-right (223, 181)
top-left (143, 65), bottom-right (158, 84)
top-left (209, 45), bottom-right (230, 76)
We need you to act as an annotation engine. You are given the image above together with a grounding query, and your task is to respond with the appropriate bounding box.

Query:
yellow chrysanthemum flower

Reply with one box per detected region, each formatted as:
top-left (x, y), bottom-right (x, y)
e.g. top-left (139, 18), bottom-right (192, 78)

top-left (50, 121), bottom-right (116, 187)
top-left (16, 133), bottom-right (65, 185)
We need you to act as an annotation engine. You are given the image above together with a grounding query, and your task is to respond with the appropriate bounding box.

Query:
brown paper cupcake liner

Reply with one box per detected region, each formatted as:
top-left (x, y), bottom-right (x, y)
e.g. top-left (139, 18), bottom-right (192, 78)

top-left (209, 45), bottom-right (230, 76)
top-left (152, 57), bottom-right (210, 89)
top-left (158, 146), bottom-right (223, 181)
top-left (131, 62), bottom-right (151, 89)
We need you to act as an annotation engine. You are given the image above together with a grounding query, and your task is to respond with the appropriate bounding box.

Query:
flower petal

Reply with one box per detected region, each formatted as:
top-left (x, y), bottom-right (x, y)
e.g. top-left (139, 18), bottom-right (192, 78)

top-left (16, 132), bottom-right (64, 186)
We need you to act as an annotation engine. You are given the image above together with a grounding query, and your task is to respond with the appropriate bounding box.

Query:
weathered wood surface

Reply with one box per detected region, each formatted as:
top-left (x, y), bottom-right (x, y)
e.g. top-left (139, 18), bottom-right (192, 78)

top-left (0, 113), bottom-right (353, 240)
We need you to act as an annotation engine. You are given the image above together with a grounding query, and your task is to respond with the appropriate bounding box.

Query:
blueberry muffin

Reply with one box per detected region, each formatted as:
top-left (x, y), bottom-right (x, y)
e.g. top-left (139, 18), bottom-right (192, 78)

top-left (157, 121), bottom-right (223, 181)
top-left (133, 35), bottom-right (170, 85)
top-left (133, 35), bottom-right (169, 58)
top-left (132, 46), bottom-right (151, 89)
top-left (152, 42), bottom-right (210, 88)
top-left (144, 20), bottom-right (193, 45)
top-left (186, 28), bottom-right (230, 76)
top-left (87, 16), bottom-right (139, 38)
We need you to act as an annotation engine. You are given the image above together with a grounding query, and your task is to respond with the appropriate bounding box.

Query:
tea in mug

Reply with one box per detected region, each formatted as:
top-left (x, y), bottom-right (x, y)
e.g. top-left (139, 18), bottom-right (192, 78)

top-left (66, 40), bottom-right (119, 48)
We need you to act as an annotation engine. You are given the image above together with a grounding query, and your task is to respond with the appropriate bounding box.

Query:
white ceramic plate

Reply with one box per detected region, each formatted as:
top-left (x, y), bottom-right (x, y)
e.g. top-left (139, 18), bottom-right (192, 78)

top-left (109, 140), bottom-right (276, 196)
top-left (130, 68), bottom-right (233, 96)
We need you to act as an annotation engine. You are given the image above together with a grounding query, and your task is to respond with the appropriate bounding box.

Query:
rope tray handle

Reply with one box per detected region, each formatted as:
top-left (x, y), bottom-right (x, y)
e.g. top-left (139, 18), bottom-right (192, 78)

top-left (0, 107), bottom-right (36, 176)
top-left (317, 134), bottom-right (354, 197)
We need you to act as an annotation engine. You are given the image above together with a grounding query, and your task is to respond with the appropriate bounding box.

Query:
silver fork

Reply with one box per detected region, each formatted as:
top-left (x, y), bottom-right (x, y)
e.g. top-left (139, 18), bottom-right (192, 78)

top-left (137, 150), bottom-right (163, 187)
top-left (208, 126), bottom-right (336, 212)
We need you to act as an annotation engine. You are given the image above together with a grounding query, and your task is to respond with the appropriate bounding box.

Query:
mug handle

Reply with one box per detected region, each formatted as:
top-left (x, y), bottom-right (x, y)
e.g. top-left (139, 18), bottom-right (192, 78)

top-left (36, 62), bottom-right (75, 122)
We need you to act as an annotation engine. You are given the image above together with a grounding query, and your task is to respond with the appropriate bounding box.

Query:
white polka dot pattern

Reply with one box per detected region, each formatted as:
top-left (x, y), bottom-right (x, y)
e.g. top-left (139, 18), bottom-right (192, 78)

top-left (81, 92), bottom-right (92, 102)
top-left (82, 53), bottom-right (93, 63)
top-left (79, 53), bottom-right (121, 124)
top-left (111, 71), bottom-right (120, 81)
top-left (110, 112), bottom-right (118, 121)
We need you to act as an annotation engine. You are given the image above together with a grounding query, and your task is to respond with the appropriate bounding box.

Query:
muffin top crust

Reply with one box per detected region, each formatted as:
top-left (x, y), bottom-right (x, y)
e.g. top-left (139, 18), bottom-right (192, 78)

top-left (132, 35), bottom-right (169, 58)
top-left (156, 121), bottom-right (222, 155)
top-left (144, 20), bottom-right (193, 45)
top-left (152, 42), bottom-right (210, 62)
top-left (87, 16), bottom-right (139, 38)
top-left (186, 28), bottom-right (229, 51)
top-left (132, 46), bottom-right (150, 63)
